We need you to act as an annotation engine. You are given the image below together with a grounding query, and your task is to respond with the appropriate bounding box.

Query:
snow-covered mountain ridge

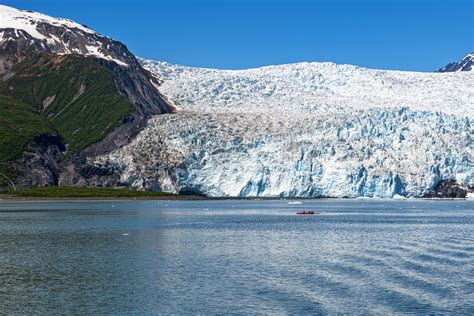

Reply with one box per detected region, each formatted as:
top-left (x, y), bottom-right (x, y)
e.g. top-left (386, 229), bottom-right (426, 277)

top-left (438, 52), bottom-right (474, 72)
top-left (0, 4), bottom-right (130, 66)
top-left (0, 4), bottom-right (94, 37)
top-left (91, 58), bottom-right (473, 198)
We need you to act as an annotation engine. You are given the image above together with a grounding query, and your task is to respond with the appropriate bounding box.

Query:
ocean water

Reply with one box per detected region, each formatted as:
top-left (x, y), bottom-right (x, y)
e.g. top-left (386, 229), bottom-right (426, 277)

top-left (0, 199), bottom-right (472, 314)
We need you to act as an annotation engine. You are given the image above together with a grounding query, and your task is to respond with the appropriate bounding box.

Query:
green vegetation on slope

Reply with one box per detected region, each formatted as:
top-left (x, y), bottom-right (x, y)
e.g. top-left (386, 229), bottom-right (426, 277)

top-left (1, 54), bottom-right (133, 153)
top-left (0, 54), bottom-right (136, 186)
top-left (0, 95), bottom-right (57, 186)
top-left (0, 186), bottom-right (177, 198)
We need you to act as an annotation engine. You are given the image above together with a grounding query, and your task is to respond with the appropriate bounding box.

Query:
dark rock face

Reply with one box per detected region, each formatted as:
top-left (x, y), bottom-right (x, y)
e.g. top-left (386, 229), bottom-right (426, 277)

top-left (437, 53), bottom-right (474, 72)
top-left (423, 180), bottom-right (472, 198)
top-left (99, 59), bottom-right (175, 117)
top-left (58, 111), bottom-right (148, 187)
top-left (14, 134), bottom-right (66, 187)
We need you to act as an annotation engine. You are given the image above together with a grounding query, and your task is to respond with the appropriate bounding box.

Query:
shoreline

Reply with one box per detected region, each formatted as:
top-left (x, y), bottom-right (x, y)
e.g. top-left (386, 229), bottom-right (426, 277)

top-left (0, 195), bottom-right (471, 203)
top-left (0, 195), bottom-right (329, 202)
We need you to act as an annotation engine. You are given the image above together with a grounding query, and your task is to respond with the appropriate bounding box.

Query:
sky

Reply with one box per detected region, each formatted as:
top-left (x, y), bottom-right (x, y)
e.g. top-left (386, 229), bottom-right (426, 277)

top-left (1, 0), bottom-right (473, 71)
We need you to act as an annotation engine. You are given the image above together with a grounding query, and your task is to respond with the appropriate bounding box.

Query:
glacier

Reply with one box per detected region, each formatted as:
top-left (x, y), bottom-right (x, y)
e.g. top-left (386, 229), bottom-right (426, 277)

top-left (93, 59), bottom-right (473, 198)
top-left (141, 59), bottom-right (474, 117)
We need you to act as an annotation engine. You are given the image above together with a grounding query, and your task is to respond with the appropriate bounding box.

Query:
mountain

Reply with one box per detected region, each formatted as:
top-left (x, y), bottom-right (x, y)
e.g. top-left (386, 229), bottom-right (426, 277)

top-left (0, 5), bottom-right (173, 116)
top-left (0, 5), bottom-right (174, 188)
top-left (0, 4), bottom-right (131, 68)
top-left (438, 53), bottom-right (474, 72)
top-left (1, 4), bottom-right (472, 198)
top-left (90, 59), bottom-right (474, 198)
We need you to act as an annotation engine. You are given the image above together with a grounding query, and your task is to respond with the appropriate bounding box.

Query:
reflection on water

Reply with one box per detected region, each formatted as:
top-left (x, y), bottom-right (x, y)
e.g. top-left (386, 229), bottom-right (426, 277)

top-left (0, 199), bottom-right (473, 314)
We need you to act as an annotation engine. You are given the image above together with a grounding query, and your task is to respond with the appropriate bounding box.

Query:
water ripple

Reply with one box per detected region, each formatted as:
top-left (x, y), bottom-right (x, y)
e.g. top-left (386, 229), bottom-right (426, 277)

top-left (0, 199), bottom-right (473, 314)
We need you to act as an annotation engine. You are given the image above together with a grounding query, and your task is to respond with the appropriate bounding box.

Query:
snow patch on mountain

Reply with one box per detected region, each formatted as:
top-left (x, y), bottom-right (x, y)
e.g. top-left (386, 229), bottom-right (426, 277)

top-left (0, 4), bottom-right (94, 39)
top-left (0, 4), bottom-right (128, 66)
top-left (438, 53), bottom-right (474, 72)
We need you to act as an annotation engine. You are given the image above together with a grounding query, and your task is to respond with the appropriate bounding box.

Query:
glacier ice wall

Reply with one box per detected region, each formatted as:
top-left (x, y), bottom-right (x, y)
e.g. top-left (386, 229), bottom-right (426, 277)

top-left (90, 60), bottom-right (474, 197)
top-left (94, 109), bottom-right (473, 197)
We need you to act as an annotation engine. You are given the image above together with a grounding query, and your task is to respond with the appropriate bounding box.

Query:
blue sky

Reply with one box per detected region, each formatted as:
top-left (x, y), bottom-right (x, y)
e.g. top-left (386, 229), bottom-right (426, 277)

top-left (2, 0), bottom-right (473, 71)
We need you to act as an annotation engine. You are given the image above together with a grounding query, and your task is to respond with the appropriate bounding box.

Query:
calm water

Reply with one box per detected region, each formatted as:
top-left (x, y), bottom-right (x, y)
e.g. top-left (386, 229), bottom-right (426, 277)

top-left (0, 199), bottom-right (473, 314)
